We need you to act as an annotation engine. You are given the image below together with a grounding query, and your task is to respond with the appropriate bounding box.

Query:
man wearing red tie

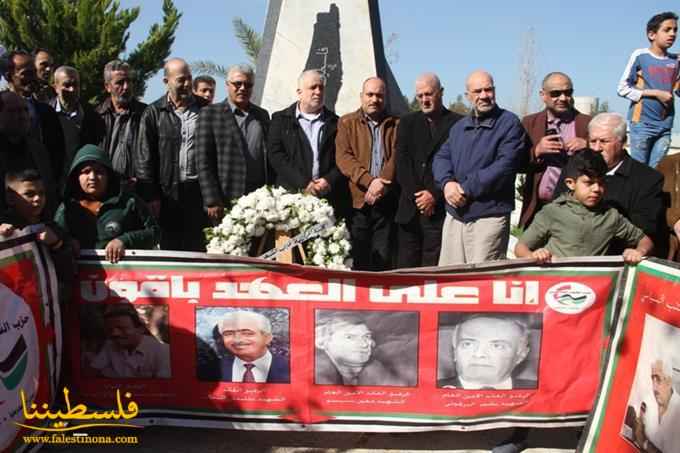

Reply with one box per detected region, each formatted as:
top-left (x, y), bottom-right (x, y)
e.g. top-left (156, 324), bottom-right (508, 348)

top-left (218, 310), bottom-right (289, 383)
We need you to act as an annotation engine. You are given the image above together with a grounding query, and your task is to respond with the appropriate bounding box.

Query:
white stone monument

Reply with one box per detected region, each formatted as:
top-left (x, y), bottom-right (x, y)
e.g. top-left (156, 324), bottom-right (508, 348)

top-left (253, 0), bottom-right (407, 116)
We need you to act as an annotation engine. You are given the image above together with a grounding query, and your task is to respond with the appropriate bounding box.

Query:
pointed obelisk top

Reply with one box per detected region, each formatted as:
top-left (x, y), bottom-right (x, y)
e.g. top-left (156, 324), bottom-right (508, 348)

top-left (254, 0), bottom-right (407, 115)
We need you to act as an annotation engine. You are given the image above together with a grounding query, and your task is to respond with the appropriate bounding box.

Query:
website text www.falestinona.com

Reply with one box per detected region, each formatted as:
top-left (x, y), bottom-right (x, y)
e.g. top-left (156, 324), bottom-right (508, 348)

top-left (22, 432), bottom-right (138, 445)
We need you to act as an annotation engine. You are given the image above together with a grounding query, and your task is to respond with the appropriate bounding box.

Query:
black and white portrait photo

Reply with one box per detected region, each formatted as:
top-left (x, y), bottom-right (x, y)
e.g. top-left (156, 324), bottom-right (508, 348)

top-left (315, 309), bottom-right (419, 387)
top-left (620, 314), bottom-right (680, 453)
top-left (437, 312), bottom-right (542, 390)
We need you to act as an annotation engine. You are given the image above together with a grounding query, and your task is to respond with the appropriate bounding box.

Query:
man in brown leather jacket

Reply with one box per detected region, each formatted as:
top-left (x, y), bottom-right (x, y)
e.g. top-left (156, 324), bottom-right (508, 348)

top-left (336, 77), bottom-right (399, 270)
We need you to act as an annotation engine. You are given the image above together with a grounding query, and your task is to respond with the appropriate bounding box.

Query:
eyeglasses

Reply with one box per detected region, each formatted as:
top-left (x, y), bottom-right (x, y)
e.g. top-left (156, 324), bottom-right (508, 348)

top-left (548, 89), bottom-right (574, 98)
top-left (229, 81), bottom-right (254, 90)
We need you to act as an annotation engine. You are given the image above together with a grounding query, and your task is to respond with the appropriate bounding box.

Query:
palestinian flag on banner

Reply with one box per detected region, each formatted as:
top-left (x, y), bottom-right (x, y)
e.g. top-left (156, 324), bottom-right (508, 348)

top-left (0, 227), bottom-right (61, 453)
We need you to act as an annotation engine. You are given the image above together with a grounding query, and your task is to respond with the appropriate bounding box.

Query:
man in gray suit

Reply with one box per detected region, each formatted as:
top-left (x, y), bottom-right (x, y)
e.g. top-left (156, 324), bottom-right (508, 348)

top-left (196, 64), bottom-right (270, 225)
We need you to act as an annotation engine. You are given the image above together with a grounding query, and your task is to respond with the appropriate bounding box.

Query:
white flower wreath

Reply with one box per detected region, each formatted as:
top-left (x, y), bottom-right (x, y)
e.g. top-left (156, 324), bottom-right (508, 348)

top-left (205, 186), bottom-right (352, 270)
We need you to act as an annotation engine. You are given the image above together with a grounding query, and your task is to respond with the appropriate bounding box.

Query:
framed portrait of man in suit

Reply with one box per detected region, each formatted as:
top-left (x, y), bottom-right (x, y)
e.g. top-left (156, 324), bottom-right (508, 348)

top-left (314, 309), bottom-right (419, 387)
top-left (195, 307), bottom-right (290, 383)
top-left (437, 312), bottom-right (542, 390)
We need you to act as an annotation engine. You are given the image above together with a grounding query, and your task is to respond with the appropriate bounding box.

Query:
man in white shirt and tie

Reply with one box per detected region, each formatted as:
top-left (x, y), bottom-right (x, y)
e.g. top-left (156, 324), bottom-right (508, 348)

top-left (438, 314), bottom-right (536, 390)
top-left (218, 310), bottom-right (289, 383)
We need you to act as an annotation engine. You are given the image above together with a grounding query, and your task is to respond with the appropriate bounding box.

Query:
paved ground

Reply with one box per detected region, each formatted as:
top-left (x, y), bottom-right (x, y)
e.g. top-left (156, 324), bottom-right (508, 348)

top-left (45, 426), bottom-right (581, 452)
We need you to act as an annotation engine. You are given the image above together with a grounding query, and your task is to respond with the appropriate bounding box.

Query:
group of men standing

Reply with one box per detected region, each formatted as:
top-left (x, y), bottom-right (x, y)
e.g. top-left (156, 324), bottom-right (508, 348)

top-left (0, 48), bottom-right (670, 268)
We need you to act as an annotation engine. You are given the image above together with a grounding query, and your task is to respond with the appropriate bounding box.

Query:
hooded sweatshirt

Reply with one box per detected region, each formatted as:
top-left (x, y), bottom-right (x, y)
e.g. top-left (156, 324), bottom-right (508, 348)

top-left (54, 144), bottom-right (159, 249)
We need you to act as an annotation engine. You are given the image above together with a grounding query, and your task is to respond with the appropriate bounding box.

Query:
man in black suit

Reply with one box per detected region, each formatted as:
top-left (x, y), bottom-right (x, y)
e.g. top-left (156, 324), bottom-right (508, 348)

top-left (218, 310), bottom-right (289, 383)
top-left (49, 66), bottom-right (103, 181)
top-left (6, 51), bottom-right (65, 187)
top-left (196, 64), bottom-right (270, 226)
top-left (554, 112), bottom-right (666, 256)
top-left (438, 314), bottom-right (537, 390)
top-left (395, 73), bottom-right (463, 267)
top-left (267, 69), bottom-right (348, 219)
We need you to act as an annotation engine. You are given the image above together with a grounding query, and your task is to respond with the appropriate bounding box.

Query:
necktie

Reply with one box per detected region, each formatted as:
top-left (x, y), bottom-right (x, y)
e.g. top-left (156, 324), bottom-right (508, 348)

top-left (242, 363), bottom-right (256, 383)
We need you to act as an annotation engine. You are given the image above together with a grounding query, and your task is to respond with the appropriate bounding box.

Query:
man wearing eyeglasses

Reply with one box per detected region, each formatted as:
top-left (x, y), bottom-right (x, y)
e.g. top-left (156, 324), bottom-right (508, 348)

top-left (519, 72), bottom-right (591, 228)
top-left (196, 64), bottom-right (270, 225)
top-left (433, 70), bottom-right (527, 265)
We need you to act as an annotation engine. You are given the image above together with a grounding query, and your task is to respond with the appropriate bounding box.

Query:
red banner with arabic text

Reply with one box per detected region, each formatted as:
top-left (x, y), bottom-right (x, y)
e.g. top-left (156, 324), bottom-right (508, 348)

top-left (69, 252), bottom-right (622, 432)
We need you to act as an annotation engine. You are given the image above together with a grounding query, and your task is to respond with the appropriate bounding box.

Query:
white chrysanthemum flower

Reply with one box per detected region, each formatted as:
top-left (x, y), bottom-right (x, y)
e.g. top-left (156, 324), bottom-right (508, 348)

top-left (204, 186), bottom-right (351, 269)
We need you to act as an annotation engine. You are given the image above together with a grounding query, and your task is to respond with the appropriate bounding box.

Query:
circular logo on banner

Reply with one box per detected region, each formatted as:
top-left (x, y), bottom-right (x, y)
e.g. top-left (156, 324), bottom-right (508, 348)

top-left (0, 283), bottom-right (39, 451)
top-left (545, 282), bottom-right (597, 314)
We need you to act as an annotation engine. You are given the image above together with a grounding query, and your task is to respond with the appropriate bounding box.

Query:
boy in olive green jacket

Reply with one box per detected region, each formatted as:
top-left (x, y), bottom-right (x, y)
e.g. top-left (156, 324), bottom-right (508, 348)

top-left (54, 144), bottom-right (159, 263)
top-left (515, 149), bottom-right (653, 264)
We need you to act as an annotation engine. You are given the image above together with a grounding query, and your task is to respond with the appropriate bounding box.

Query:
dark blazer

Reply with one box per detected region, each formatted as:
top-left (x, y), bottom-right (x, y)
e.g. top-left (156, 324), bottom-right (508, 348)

top-left (196, 100), bottom-right (270, 208)
top-left (554, 154), bottom-right (667, 256)
top-left (395, 108), bottom-right (463, 224)
top-left (33, 100), bottom-right (66, 185)
top-left (437, 375), bottom-right (537, 389)
top-left (219, 353), bottom-right (289, 383)
top-left (267, 103), bottom-right (349, 217)
top-left (47, 98), bottom-right (104, 177)
top-left (519, 109), bottom-right (591, 227)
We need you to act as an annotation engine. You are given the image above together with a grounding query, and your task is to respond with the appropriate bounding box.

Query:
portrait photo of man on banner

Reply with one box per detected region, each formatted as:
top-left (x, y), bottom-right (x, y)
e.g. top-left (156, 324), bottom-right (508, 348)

top-left (437, 313), bottom-right (542, 390)
top-left (621, 314), bottom-right (680, 453)
top-left (314, 310), bottom-right (419, 387)
top-left (80, 303), bottom-right (171, 379)
top-left (195, 307), bottom-right (290, 383)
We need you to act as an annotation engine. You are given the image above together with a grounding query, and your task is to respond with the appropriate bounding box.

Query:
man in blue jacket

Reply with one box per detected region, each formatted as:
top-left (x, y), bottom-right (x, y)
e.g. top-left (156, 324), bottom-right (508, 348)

top-left (433, 70), bottom-right (527, 265)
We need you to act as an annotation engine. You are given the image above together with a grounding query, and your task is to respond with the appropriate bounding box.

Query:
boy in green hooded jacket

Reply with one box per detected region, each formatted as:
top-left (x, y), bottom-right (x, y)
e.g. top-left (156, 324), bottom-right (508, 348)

top-left (55, 144), bottom-right (160, 263)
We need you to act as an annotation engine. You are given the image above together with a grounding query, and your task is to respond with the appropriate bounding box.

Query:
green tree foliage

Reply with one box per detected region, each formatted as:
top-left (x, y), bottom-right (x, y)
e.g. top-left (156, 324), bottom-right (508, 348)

top-left (449, 94), bottom-right (471, 115)
top-left (0, 0), bottom-right (181, 103)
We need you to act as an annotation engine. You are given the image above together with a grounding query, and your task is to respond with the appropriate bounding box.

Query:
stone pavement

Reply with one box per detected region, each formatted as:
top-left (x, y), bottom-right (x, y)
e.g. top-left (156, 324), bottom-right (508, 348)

top-left (58, 426), bottom-right (581, 452)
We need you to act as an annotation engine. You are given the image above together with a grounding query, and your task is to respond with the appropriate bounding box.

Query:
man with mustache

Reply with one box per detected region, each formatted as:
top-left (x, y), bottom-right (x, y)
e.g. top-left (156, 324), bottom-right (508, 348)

top-left (519, 72), bottom-right (591, 228)
top-left (86, 305), bottom-right (170, 379)
top-left (95, 60), bottom-right (147, 187)
top-left (217, 310), bottom-right (289, 383)
top-left (336, 77), bottom-right (399, 270)
top-left (268, 69), bottom-right (348, 219)
top-left (196, 64), bottom-right (270, 226)
top-left (32, 48), bottom-right (55, 102)
top-left (48, 66), bottom-right (102, 177)
top-left (6, 50), bottom-right (65, 185)
top-left (395, 73), bottom-right (463, 268)
top-left (632, 356), bottom-right (680, 453)
top-left (433, 70), bottom-right (527, 265)
top-left (136, 57), bottom-right (210, 251)
top-left (315, 312), bottom-right (408, 386)
top-left (438, 314), bottom-right (535, 390)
